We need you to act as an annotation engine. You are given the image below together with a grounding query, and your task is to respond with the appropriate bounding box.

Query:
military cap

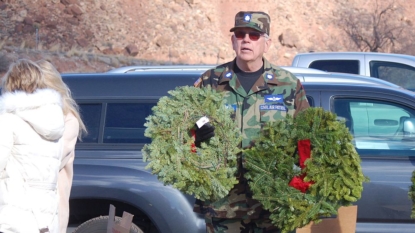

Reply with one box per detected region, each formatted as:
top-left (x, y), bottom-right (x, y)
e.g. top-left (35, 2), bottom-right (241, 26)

top-left (229, 11), bottom-right (270, 35)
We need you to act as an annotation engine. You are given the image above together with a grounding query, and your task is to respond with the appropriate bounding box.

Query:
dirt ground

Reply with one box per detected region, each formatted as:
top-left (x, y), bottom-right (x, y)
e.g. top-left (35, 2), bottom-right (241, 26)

top-left (1, 0), bottom-right (415, 72)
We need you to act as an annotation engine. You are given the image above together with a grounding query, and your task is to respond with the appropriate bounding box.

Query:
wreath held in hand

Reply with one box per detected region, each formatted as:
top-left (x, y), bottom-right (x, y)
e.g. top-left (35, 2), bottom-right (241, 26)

top-left (244, 107), bottom-right (367, 233)
top-left (142, 86), bottom-right (242, 202)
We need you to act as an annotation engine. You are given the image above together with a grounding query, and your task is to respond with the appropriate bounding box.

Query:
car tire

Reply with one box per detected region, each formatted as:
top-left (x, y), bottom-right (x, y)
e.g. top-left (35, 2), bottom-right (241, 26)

top-left (73, 216), bottom-right (144, 233)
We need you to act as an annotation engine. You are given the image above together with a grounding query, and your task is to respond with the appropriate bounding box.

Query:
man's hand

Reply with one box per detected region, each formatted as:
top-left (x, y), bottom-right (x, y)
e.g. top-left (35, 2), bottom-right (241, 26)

top-left (194, 117), bottom-right (215, 147)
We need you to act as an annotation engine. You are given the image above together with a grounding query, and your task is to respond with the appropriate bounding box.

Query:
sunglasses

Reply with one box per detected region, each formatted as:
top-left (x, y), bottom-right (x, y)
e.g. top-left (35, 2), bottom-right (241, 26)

top-left (234, 31), bottom-right (265, 41)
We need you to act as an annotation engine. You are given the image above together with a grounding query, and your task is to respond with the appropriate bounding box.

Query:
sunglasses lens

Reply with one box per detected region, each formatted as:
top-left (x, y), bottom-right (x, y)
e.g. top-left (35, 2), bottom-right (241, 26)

top-left (249, 32), bottom-right (261, 41)
top-left (234, 31), bottom-right (262, 41)
top-left (234, 31), bottom-right (245, 39)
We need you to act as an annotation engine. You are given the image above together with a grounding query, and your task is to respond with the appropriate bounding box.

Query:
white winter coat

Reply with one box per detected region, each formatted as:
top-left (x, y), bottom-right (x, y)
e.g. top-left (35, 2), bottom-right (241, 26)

top-left (0, 89), bottom-right (65, 233)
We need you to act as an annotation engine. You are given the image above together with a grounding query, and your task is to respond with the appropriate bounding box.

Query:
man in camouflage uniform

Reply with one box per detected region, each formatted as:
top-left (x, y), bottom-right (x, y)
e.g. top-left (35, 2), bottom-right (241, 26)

top-left (193, 11), bottom-right (310, 233)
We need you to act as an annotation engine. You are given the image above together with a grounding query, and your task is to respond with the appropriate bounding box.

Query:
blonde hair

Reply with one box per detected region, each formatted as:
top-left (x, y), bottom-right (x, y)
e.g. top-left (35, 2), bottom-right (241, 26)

top-left (36, 59), bottom-right (87, 138)
top-left (2, 59), bottom-right (46, 93)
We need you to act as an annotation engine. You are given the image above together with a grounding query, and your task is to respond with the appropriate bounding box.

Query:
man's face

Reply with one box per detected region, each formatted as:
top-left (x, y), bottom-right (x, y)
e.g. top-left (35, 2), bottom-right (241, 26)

top-left (231, 27), bottom-right (271, 64)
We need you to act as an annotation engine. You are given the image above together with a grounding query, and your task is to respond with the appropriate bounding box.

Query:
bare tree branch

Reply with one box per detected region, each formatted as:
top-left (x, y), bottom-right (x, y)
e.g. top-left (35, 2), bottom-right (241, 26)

top-left (335, 0), bottom-right (411, 53)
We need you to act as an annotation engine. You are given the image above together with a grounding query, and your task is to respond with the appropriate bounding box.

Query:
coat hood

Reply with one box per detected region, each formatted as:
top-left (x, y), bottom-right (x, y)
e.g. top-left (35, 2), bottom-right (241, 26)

top-left (0, 89), bottom-right (65, 141)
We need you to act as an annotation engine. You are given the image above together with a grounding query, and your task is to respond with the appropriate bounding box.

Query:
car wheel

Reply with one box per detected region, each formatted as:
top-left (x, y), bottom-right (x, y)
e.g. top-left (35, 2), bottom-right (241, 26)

top-left (73, 216), bottom-right (144, 233)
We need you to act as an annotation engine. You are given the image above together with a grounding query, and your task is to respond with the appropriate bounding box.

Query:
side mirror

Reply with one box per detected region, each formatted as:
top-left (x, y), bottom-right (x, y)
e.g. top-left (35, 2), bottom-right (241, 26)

top-left (403, 118), bottom-right (415, 138)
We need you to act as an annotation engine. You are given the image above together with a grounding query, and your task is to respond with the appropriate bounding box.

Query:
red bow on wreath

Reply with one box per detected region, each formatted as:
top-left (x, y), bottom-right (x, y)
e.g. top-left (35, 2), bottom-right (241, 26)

top-left (190, 129), bottom-right (197, 153)
top-left (289, 139), bottom-right (314, 193)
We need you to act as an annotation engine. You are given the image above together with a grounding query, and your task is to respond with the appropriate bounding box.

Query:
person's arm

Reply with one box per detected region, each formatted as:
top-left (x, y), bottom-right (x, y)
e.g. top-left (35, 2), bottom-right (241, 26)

top-left (192, 70), bottom-right (216, 147)
top-left (0, 114), bottom-right (14, 171)
top-left (194, 69), bottom-right (214, 88)
top-left (60, 113), bottom-right (79, 170)
top-left (293, 79), bottom-right (310, 118)
top-left (58, 113), bottom-right (79, 233)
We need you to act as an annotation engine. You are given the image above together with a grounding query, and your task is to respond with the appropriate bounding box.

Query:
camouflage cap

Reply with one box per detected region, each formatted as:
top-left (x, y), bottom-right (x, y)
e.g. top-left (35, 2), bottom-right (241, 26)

top-left (230, 11), bottom-right (270, 35)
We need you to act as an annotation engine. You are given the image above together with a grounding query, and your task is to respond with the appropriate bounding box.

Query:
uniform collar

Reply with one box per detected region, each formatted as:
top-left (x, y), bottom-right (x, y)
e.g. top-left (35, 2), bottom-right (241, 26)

top-left (218, 58), bottom-right (281, 86)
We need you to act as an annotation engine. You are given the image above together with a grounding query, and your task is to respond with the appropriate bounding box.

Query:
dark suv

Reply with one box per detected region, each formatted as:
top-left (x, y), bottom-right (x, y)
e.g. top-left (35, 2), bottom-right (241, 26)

top-left (63, 70), bottom-right (415, 233)
top-left (63, 71), bottom-right (205, 233)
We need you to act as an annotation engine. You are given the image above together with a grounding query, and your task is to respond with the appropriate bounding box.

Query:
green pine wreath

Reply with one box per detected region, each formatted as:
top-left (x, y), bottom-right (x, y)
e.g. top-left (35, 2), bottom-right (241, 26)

top-left (409, 170), bottom-right (415, 218)
top-left (142, 86), bottom-right (242, 202)
top-left (244, 107), bottom-right (367, 233)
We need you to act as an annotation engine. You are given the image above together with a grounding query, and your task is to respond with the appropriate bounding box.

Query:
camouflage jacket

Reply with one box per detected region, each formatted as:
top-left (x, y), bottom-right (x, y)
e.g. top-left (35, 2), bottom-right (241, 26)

top-left (193, 58), bottom-right (310, 219)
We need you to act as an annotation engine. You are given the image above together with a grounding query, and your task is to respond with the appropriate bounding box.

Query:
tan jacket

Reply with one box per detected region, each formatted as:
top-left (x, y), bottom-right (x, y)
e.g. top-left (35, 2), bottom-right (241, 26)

top-left (58, 113), bottom-right (79, 233)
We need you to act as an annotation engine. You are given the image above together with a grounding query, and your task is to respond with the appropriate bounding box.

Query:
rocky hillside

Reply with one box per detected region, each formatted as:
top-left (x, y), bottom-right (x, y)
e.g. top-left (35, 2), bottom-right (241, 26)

top-left (1, 0), bottom-right (415, 73)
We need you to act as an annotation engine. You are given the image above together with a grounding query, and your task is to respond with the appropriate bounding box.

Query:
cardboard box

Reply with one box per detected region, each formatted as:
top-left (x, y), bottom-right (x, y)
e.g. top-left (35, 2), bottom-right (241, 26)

top-left (107, 204), bottom-right (134, 233)
top-left (296, 205), bottom-right (357, 233)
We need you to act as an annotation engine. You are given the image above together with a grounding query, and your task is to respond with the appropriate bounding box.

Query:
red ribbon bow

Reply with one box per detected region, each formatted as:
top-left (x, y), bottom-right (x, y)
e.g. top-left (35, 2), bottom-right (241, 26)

top-left (190, 129), bottom-right (197, 153)
top-left (288, 139), bottom-right (313, 193)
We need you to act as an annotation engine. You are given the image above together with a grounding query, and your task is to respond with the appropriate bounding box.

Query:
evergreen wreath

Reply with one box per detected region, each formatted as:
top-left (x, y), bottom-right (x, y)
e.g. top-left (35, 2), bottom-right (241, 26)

top-left (142, 86), bottom-right (241, 202)
top-left (244, 107), bottom-right (367, 233)
top-left (409, 170), bottom-right (415, 218)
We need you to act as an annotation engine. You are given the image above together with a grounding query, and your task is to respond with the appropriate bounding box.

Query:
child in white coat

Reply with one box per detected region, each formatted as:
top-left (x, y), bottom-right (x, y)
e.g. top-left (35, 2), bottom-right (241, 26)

top-left (0, 59), bottom-right (65, 233)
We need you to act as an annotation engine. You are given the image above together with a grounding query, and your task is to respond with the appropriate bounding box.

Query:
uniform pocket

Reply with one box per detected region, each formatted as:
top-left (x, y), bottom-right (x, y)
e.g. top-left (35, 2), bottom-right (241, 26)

top-left (259, 104), bottom-right (288, 122)
top-left (256, 94), bottom-right (287, 122)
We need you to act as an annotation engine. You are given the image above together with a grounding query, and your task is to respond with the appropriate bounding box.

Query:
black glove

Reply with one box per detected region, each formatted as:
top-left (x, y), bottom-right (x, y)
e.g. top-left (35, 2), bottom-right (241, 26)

top-left (194, 122), bottom-right (215, 147)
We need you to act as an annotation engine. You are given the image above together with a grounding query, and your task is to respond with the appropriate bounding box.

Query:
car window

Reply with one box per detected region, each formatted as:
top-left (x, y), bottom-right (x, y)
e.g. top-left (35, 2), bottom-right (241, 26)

top-left (78, 103), bottom-right (102, 143)
top-left (309, 60), bottom-right (359, 74)
top-left (369, 61), bottom-right (415, 91)
top-left (333, 98), bottom-right (415, 153)
top-left (104, 103), bottom-right (156, 143)
top-left (306, 95), bottom-right (314, 107)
